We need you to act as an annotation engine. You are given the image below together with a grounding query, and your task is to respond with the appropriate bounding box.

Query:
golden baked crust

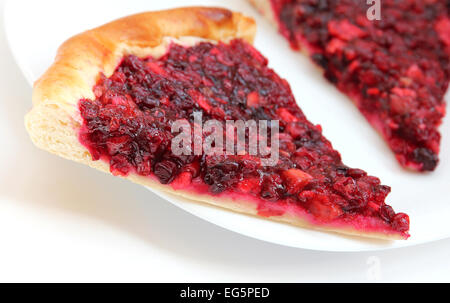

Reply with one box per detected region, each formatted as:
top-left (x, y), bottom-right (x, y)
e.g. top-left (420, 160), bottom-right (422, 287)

top-left (25, 7), bottom-right (403, 241)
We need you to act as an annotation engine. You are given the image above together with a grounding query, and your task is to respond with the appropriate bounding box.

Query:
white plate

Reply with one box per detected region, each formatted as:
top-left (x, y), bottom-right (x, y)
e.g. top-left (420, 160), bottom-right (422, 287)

top-left (5, 0), bottom-right (450, 252)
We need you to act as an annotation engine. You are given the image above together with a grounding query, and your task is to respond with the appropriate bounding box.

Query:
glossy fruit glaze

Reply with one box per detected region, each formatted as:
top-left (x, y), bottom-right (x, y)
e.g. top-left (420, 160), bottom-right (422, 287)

top-left (269, 0), bottom-right (450, 171)
top-left (79, 39), bottom-right (409, 237)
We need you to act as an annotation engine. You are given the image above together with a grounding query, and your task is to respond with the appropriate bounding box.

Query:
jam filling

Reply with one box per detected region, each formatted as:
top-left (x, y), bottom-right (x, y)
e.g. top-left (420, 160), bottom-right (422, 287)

top-left (270, 0), bottom-right (450, 171)
top-left (79, 39), bottom-right (409, 236)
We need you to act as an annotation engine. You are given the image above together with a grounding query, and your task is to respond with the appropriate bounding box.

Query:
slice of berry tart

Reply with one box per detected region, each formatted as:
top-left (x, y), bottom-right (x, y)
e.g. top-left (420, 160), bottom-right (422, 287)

top-left (250, 0), bottom-right (450, 171)
top-left (25, 7), bottom-right (409, 240)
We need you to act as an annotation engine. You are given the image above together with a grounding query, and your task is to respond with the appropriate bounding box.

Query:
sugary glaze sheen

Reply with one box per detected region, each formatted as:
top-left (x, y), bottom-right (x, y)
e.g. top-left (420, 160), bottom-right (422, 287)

top-left (79, 39), bottom-right (409, 237)
top-left (268, 0), bottom-right (450, 171)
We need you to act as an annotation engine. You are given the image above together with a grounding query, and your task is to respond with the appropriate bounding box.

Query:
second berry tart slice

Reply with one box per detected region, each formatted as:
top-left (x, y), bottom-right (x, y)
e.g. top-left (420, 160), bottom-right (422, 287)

top-left (251, 0), bottom-right (450, 171)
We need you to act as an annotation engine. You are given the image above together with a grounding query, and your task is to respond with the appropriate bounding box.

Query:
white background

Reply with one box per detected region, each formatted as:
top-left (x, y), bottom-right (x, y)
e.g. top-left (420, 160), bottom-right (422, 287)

top-left (0, 0), bottom-right (449, 282)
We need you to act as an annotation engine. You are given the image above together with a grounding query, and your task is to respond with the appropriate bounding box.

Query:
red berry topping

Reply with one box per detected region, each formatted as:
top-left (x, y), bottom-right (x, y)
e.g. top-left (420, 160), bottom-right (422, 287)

top-left (78, 39), bottom-right (409, 236)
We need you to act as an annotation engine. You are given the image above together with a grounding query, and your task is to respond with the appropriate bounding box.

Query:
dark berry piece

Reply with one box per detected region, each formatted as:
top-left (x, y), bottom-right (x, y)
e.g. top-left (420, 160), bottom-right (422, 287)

top-left (154, 160), bottom-right (178, 184)
top-left (380, 205), bottom-right (395, 223)
top-left (413, 148), bottom-right (439, 171)
top-left (392, 213), bottom-right (410, 233)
